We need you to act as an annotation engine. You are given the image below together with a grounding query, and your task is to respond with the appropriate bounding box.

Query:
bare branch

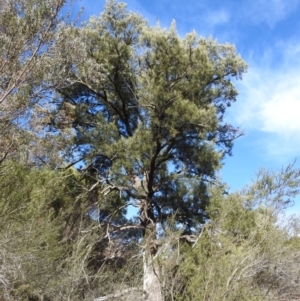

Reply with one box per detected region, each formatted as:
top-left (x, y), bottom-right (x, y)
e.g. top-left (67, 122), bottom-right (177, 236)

top-left (94, 287), bottom-right (144, 301)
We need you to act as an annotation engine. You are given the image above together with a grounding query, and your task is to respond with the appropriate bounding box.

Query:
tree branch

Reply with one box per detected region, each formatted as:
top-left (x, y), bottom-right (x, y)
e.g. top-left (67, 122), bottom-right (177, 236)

top-left (94, 287), bottom-right (144, 301)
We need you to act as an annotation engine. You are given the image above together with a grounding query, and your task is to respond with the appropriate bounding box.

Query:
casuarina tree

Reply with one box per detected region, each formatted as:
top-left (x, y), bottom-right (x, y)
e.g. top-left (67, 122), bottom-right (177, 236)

top-left (47, 1), bottom-right (247, 299)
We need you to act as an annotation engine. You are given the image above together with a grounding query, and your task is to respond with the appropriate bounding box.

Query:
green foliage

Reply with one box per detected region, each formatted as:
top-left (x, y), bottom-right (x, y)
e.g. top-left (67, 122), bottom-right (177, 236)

top-left (0, 0), bottom-right (81, 167)
top-left (0, 160), bottom-right (144, 300)
top-left (48, 0), bottom-right (247, 242)
top-left (2, 1), bottom-right (300, 301)
top-left (169, 166), bottom-right (300, 301)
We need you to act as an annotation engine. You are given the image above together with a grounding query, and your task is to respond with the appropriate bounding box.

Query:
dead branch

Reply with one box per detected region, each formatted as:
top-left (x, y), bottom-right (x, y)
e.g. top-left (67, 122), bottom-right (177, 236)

top-left (94, 287), bottom-right (144, 301)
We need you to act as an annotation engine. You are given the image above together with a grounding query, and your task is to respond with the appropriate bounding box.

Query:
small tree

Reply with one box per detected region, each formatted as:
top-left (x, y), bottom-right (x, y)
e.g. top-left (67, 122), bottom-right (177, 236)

top-left (0, 160), bottom-right (119, 300)
top-left (175, 163), bottom-right (300, 301)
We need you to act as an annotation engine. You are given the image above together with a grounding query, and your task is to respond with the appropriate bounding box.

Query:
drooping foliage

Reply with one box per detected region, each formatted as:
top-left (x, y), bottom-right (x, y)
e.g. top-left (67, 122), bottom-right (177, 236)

top-left (46, 0), bottom-right (247, 239)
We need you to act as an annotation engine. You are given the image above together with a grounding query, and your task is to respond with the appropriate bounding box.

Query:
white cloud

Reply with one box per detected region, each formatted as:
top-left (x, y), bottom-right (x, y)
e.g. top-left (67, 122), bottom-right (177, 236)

top-left (260, 85), bottom-right (300, 134)
top-left (230, 43), bottom-right (300, 158)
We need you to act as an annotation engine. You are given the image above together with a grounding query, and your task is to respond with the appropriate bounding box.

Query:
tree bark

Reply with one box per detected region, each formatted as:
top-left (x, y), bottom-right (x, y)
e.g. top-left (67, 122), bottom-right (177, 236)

top-left (143, 248), bottom-right (163, 301)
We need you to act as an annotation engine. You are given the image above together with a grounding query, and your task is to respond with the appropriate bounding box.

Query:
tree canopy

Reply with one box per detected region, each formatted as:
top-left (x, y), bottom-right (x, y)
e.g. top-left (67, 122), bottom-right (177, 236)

top-left (48, 0), bottom-right (247, 237)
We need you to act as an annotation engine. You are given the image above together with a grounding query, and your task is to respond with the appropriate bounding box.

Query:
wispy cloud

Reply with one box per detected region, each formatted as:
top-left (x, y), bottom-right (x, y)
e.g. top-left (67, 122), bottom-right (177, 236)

top-left (239, 0), bottom-right (300, 27)
top-left (230, 42), bottom-right (300, 158)
top-left (204, 10), bottom-right (230, 27)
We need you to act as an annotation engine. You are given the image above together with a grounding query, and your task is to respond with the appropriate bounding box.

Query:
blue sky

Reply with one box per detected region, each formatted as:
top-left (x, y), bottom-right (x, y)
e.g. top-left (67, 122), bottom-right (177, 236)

top-left (75, 0), bottom-right (300, 213)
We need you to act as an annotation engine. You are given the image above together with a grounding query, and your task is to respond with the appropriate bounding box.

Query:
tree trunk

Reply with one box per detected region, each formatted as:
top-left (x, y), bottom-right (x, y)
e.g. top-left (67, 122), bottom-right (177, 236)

top-left (143, 249), bottom-right (163, 301)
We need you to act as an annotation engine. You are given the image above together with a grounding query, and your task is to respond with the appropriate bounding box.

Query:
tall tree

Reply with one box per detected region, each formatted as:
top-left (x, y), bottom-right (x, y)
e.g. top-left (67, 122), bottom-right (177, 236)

top-left (48, 1), bottom-right (247, 299)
